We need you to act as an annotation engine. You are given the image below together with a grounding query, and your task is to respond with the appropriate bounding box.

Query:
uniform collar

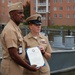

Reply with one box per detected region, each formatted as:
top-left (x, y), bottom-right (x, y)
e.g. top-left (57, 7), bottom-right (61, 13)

top-left (27, 32), bottom-right (43, 39)
top-left (9, 19), bottom-right (20, 31)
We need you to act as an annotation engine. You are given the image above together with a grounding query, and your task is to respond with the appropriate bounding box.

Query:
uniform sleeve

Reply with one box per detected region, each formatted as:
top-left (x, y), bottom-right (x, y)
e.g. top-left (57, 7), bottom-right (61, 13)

top-left (4, 29), bottom-right (18, 48)
top-left (45, 37), bottom-right (52, 53)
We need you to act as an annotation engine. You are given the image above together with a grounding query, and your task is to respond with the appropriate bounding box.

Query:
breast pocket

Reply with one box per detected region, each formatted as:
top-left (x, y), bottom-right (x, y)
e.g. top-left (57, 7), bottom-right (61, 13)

top-left (18, 33), bottom-right (23, 42)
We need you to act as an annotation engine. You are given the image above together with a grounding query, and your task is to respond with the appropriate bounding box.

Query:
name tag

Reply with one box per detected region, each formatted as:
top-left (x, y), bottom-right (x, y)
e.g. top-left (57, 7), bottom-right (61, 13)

top-left (19, 46), bottom-right (22, 54)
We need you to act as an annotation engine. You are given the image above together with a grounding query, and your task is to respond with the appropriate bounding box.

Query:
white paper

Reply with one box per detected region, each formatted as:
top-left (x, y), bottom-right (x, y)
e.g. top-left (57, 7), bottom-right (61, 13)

top-left (26, 47), bottom-right (45, 67)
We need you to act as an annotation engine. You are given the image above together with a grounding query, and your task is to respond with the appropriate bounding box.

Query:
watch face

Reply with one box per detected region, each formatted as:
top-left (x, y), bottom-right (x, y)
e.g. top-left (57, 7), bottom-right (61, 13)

top-left (37, 16), bottom-right (41, 22)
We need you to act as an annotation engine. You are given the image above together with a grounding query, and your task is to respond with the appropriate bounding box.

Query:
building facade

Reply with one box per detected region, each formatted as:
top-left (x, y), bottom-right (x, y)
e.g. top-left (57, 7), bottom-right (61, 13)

top-left (0, 0), bottom-right (75, 26)
top-left (0, 0), bottom-right (25, 25)
top-left (30, 0), bottom-right (50, 26)
top-left (30, 0), bottom-right (75, 26)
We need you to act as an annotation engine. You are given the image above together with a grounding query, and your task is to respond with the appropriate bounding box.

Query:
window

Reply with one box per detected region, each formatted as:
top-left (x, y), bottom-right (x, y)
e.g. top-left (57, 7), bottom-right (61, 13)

top-left (54, 6), bottom-right (57, 11)
top-left (2, 12), bottom-right (5, 16)
top-left (73, 14), bottom-right (75, 18)
top-left (66, 14), bottom-right (70, 18)
top-left (73, 6), bottom-right (75, 10)
top-left (67, 6), bottom-right (70, 10)
top-left (54, 0), bottom-right (57, 3)
top-left (54, 14), bottom-right (57, 18)
top-left (59, 0), bottom-right (63, 3)
top-left (8, 0), bottom-right (12, 5)
top-left (40, 0), bottom-right (43, 3)
top-left (59, 14), bottom-right (63, 18)
top-left (34, 0), bottom-right (36, 3)
top-left (2, 6), bottom-right (5, 9)
top-left (2, 0), bottom-right (5, 3)
top-left (73, 0), bottom-right (75, 2)
top-left (42, 14), bottom-right (46, 20)
top-left (67, 0), bottom-right (70, 3)
top-left (60, 7), bottom-right (63, 10)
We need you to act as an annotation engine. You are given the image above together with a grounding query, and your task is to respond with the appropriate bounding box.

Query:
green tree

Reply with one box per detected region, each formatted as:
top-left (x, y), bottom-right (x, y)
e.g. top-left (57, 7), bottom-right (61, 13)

top-left (24, 1), bottom-right (30, 19)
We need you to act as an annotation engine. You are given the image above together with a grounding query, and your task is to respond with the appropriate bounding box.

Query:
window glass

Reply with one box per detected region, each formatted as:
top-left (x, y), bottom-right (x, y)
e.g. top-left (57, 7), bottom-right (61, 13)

top-left (66, 14), bottom-right (70, 18)
top-left (54, 0), bottom-right (57, 3)
top-left (59, 0), bottom-right (63, 3)
top-left (73, 14), bottom-right (75, 18)
top-left (2, 12), bottom-right (5, 15)
top-left (2, 6), bottom-right (5, 9)
top-left (54, 6), bottom-right (57, 11)
top-left (60, 7), bottom-right (63, 10)
top-left (8, 0), bottom-right (12, 5)
top-left (73, 6), bottom-right (75, 10)
top-left (73, 0), bottom-right (75, 2)
top-left (67, 0), bottom-right (70, 3)
top-left (59, 14), bottom-right (63, 18)
top-left (67, 6), bottom-right (70, 10)
top-left (34, 0), bottom-right (36, 3)
top-left (54, 14), bottom-right (57, 18)
top-left (2, 0), bottom-right (5, 3)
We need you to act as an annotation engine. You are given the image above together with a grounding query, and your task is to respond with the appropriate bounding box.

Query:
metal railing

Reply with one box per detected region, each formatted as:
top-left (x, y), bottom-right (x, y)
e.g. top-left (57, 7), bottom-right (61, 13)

top-left (0, 26), bottom-right (75, 43)
top-left (20, 27), bottom-right (75, 43)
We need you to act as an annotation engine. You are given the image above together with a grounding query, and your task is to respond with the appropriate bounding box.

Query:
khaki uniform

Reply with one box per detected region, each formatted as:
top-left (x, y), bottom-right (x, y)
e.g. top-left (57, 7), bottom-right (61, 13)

top-left (1, 19), bottom-right (25, 75)
top-left (24, 33), bottom-right (52, 75)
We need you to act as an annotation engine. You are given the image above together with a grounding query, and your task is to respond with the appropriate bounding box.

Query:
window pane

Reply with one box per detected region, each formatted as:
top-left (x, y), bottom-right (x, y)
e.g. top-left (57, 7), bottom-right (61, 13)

top-left (54, 14), bottom-right (57, 18)
top-left (54, 0), bottom-right (57, 3)
top-left (66, 14), bottom-right (70, 18)
top-left (73, 0), bottom-right (75, 2)
top-left (73, 14), bottom-right (75, 18)
top-left (8, 0), bottom-right (12, 5)
top-left (67, 0), bottom-right (70, 3)
top-left (60, 0), bottom-right (63, 3)
top-left (34, 0), bottom-right (36, 3)
top-left (67, 6), bottom-right (70, 10)
top-left (59, 14), bottom-right (63, 18)
top-left (60, 7), bottom-right (63, 10)
top-left (2, 0), bottom-right (5, 3)
top-left (73, 6), bottom-right (75, 10)
top-left (54, 6), bottom-right (57, 11)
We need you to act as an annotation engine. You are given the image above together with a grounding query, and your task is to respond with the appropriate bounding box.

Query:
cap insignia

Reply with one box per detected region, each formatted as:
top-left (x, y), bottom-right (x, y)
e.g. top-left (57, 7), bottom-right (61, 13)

top-left (37, 16), bottom-right (41, 22)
